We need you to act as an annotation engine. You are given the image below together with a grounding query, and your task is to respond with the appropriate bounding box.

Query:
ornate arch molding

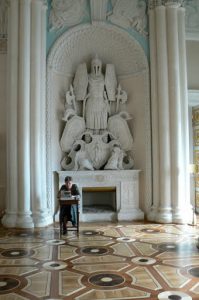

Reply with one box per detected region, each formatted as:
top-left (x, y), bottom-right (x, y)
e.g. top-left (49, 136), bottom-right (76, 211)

top-left (47, 23), bottom-right (148, 76)
top-left (46, 23), bottom-right (151, 212)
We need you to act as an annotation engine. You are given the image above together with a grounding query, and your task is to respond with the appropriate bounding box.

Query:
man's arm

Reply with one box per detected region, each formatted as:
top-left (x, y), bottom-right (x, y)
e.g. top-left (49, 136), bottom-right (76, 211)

top-left (73, 184), bottom-right (80, 198)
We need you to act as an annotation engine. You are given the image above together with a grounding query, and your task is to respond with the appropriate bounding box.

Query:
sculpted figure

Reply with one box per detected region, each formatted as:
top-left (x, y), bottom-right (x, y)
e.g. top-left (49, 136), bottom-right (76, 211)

top-left (85, 56), bottom-right (110, 132)
top-left (107, 0), bottom-right (148, 36)
top-left (73, 55), bottom-right (118, 134)
top-left (60, 56), bottom-right (134, 171)
top-left (49, 0), bottom-right (86, 30)
top-left (104, 145), bottom-right (124, 170)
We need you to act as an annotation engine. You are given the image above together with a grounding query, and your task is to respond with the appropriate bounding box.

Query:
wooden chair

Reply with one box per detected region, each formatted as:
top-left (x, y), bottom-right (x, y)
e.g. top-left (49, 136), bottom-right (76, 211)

top-left (59, 198), bottom-right (79, 236)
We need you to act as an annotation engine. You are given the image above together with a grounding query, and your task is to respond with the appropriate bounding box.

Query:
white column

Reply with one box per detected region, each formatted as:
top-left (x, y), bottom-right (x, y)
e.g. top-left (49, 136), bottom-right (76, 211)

top-left (155, 5), bottom-right (172, 222)
top-left (30, 0), bottom-right (42, 225)
top-left (178, 6), bottom-right (192, 221)
top-left (30, 0), bottom-right (52, 226)
top-left (166, 3), bottom-right (188, 222)
top-left (147, 3), bottom-right (160, 221)
top-left (2, 0), bottom-right (19, 227)
top-left (40, 1), bottom-right (53, 224)
top-left (16, 0), bottom-right (33, 228)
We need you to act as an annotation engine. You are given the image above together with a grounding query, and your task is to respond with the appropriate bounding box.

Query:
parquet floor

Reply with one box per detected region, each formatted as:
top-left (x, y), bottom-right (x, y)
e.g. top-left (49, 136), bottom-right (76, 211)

top-left (0, 221), bottom-right (199, 299)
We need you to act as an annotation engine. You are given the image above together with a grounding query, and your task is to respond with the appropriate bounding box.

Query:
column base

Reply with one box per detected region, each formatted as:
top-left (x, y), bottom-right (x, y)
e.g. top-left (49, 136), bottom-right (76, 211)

top-left (147, 207), bottom-right (172, 223)
top-left (155, 207), bottom-right (172, 223)
top-left (147, 206), bottom-right (193, 224)
top-left (147, 206), bottom-right (158, 221)
top-left (172, 206), bottom-right (193, 224)
top-left (1, 211), bottom-right (17, 228)
top-left (16, 212), bottom-right (34, 228)
top-left (32, 210), bottom-right (53, 227)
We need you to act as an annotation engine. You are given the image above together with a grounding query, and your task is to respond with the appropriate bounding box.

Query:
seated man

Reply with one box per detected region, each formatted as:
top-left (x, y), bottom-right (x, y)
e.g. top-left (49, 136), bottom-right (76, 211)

top-left (57, 176), bottom-right (80, 233)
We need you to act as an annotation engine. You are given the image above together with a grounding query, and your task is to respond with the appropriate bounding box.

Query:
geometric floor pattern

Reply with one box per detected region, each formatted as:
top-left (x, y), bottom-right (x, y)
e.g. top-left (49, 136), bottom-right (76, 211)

top-left (0, 222), bottom-right (199, 299)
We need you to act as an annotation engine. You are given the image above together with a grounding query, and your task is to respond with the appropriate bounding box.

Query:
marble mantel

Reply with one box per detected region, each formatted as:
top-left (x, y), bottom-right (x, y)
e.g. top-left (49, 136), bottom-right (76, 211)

top-left (57, 170), bottom-right (144, 222)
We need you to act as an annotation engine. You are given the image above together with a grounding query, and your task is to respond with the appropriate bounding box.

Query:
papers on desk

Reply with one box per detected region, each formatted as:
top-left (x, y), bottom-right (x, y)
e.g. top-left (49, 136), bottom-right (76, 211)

top-left (60, 191), bottom-right (71, 198)
top-left (60, 191), bottom-right (78, 200)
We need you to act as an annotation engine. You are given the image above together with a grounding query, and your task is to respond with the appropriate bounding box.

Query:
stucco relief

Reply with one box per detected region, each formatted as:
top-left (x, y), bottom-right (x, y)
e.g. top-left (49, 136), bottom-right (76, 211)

top-left (49, 0), bottom-right (87, 31)
top-left (107, 0), bottom-right (148, 36)
top-left (60, 56), bottom-right (134, 171)
top-left (185, 0), bottom-right (199, 33)
top-left (0, 0), bottom-right (8, 53)
top-left (47, 24), bottom-right (147, 76)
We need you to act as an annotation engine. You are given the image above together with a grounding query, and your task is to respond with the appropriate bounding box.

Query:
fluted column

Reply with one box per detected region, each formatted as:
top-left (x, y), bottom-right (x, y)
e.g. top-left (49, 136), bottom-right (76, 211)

top-left (41, 0), bottom-right (52, 224)
top-left (30, 0), bottom-right (52, 226)
top-left (148, 0), bottom-right (192, 224)
top-left (154, 5), bottom-right (172, 222)
top-left (147, 2), bottom-right (159, 221)
top-left (178, 6), bottom-right (191, 216)
top-left (166, 3), bottom-right (183, 221)
top-left (16, 0), bottom-right (33, 228)
top-left (2, 0), bottom-right (19, 227)
top-left (30, 0), bottom-right (42, 225)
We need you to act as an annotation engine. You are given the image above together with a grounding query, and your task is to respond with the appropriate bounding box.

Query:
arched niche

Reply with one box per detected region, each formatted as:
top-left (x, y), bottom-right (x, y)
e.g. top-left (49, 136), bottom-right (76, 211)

top-left (46, 23), bottom-right (151, 216)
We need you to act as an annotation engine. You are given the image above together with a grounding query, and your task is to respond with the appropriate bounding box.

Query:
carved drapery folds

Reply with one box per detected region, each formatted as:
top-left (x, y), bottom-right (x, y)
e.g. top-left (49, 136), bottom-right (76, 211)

top-left (48, 0), bottom-right (148, 37)
top-left (60, 56), bottom-right (134, 171)
top-left (107, 0), bottom-right (148, 36)
top-left (49, 0), bottom-right (87, 31)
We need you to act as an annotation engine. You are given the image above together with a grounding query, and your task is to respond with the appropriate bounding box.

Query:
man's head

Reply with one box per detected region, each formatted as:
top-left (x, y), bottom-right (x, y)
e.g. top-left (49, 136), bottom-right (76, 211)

top-left (65, 176), bottom-right (73, 189)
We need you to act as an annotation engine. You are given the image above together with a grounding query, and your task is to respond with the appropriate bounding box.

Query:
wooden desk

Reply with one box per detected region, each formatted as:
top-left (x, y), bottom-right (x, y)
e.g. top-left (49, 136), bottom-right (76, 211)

top-left (59, 197), bottom-right (79, 235)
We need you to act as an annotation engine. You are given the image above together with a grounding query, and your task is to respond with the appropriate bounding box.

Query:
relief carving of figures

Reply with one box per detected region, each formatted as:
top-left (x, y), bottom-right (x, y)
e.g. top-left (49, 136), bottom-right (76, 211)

top-left (0, 0), bottom-right (8, 53)
top-left (0, 0), bottom-right (8, 37)
top-left (185, 0), bottom-right (199, 31)
top-left (60, 56), bottom-right (134, 171)
top-left (49, 0), bottom-right (87, 31)
top-left (107, 0), bottom-right (148, 37)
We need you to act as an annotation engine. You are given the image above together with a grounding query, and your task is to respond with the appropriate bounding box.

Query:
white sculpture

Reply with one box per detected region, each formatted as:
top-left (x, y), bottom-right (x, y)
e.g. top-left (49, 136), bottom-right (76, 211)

top-left (0, 0), bottom-right (8, 37)
top-left (49, 0), bottom-right (86, 31)
top-left (104, 145), bottom-right (124, 170)
top-left (185, 0), bottom-right (199, 30)
top-left (107, 0), bottom-right (148, 36)
top-left (60, 56), bottom-right (134, 171)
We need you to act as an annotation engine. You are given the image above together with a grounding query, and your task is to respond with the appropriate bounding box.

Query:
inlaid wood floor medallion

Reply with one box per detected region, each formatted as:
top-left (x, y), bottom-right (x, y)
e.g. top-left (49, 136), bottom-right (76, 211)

top-left (0, 222), bottom-right (199, 299)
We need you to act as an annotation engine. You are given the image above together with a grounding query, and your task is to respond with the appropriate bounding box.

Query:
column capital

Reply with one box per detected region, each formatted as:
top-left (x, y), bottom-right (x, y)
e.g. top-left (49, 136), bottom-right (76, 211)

top-left (165, 0), bottom-right (184, 8)
top-left (31, 0), bottom-right (46, 4)
top-left (149, 0), bottom-right (185, 9)
top-left (41, 0), bottom-right (48, 10)
top-left (19, 0), bottom-right (31, 4)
